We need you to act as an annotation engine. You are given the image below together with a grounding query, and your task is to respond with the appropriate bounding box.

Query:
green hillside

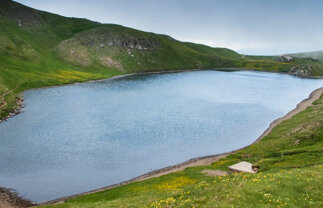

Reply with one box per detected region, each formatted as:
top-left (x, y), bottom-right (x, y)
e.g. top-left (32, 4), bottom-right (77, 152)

top-left (288, 50), bottom-right (323, 61)
top-left (0, 0), bottom-right (321, 121)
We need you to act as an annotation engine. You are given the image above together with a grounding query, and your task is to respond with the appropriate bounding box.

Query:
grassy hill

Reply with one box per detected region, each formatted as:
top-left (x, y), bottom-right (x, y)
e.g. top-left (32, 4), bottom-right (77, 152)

top-left (41, 90), bottom-right (323, 207)
top-left (2, 0), bottom-right (319, 120)
top-left (288, 50), bottom-right (323, 61)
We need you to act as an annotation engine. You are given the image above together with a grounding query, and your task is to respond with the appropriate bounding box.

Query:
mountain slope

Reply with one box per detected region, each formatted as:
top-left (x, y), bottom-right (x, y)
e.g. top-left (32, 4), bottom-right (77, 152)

top-left (54, 25), bottom-right (244, 72)
top-left (0, 0), bottom-right (321, 120)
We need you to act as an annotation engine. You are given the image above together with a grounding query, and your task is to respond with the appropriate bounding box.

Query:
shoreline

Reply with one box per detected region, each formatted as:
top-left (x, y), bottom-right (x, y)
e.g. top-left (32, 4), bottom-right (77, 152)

top-left (0, 68), bottom-right (322, 123)
top-left (215, 67), bottom-right (323, 79)
top-left (0, 187), bottom-right (34, 208)
top-left (36, 86), bottom-right (323, 207)
top-left (22, 68), bottom-right (323, 94)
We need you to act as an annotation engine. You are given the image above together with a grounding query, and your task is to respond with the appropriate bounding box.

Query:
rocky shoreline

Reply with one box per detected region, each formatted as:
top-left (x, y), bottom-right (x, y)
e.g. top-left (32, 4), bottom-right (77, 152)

top-left (0, 187), bottom-right (34, 208)
top-left (0, 96), bottom-right (24, 123)
top-left (288, 64), bottom-right (313, 78)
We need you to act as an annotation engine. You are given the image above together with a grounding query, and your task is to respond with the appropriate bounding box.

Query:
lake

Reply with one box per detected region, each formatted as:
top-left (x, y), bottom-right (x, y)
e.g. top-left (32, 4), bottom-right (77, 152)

top-left (0, 70), bottom-right (322, 202)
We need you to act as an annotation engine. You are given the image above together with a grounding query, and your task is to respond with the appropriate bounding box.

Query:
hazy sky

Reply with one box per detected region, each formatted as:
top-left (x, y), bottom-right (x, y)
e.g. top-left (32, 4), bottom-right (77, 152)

top-left (15, 0), bottom-right (323, 55)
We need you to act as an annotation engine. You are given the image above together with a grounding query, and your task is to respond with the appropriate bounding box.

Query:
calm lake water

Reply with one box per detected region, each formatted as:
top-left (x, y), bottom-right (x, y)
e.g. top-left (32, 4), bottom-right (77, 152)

top-left (0, 70), bottom-right (322, 202)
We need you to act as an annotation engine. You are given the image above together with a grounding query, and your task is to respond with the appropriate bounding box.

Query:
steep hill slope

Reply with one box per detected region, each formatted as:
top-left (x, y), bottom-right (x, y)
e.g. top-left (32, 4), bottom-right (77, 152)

top-left (54, 25), bottom-right (241, 72)
top-left (0, 0), bottom-right (321, 120)
top-left (0, 0), bottom-right (111, 119)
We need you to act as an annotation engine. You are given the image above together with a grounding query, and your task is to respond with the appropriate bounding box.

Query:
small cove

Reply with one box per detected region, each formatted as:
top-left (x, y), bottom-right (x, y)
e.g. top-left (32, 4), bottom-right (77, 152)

top-left (0, 70), bottom-right (322, 202)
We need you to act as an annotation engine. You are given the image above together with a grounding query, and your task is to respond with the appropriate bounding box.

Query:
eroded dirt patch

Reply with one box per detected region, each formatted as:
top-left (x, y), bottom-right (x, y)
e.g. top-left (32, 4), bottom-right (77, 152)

top-left (202, 169), bottom-right (228, 177)
top-left (0, 187), bottom-right (34, 208)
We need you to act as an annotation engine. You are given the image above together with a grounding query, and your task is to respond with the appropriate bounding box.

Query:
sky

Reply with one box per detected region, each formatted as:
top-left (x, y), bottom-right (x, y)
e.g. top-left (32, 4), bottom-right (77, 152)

top-left (15, 0), bottom-right (323, 55)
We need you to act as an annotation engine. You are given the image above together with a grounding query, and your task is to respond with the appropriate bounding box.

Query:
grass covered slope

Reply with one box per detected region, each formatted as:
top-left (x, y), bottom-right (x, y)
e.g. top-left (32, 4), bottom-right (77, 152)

top-left (43, 90), bottom-right (323, 208)
top-left (0, 0), bottom-right (120, 119)
top-left (2, 0), bottom-right (320, 120)
top-left (288, 50), bottom-right (323, 61)
top-left (54, 25), bottom-right (239, 72)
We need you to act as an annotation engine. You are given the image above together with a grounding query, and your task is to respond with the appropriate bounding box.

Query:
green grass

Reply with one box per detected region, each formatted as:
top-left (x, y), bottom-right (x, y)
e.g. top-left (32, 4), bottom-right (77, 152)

top-left (41, 92), bottom-right (323, 208)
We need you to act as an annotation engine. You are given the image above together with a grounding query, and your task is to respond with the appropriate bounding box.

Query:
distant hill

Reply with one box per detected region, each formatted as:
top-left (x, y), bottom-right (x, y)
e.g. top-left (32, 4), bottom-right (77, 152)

top-left (288, 50), bottom-right (323, 61)
top-left (0, 0), bottom-right (322, 120)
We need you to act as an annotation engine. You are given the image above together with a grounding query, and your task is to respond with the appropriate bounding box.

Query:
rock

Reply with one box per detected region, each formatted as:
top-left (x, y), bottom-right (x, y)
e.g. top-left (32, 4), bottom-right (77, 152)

top-left (78, 31), bottom-right (161, 51)
top-left (202, 169), bottom-right (228, 177)
top-left (0, 96), bottom-right (25, 122)
top-left (279, 55), bottom-right (293, 62)
top-left (228, 161), bottom-right (256, 173)
top-left (289, 65), bottom-right (312, 77)
top-left (99, 56), bottom-right (123, 71)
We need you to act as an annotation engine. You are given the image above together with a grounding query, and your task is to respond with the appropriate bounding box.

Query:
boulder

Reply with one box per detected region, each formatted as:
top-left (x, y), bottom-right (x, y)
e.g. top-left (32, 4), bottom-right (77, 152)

top-left (228, 161), bottom-right (256, 173)
top-left (288, 65), bottom-right (312, 77)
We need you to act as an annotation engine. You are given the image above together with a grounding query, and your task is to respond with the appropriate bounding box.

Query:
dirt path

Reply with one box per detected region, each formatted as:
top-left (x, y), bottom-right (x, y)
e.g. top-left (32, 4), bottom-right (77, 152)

top-left (36, 87), bottom-right (323, 207)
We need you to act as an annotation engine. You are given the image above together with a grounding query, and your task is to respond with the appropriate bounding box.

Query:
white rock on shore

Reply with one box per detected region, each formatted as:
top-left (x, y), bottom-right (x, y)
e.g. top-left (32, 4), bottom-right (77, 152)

top-left (228, 161), bottom-right (256, 173)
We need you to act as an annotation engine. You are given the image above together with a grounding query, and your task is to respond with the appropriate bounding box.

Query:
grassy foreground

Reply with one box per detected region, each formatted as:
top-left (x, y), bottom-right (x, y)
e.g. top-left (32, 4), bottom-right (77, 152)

top-left (41, 93), bottom-right (323, 207)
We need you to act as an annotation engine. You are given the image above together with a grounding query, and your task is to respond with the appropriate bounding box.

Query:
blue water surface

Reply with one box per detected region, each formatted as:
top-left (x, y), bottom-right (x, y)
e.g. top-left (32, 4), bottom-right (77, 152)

top-left (0, 70), bottom-right (322, 202)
